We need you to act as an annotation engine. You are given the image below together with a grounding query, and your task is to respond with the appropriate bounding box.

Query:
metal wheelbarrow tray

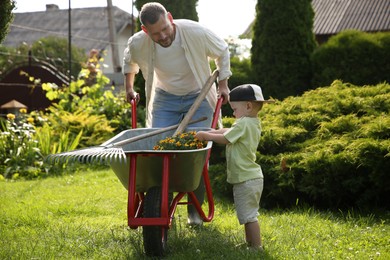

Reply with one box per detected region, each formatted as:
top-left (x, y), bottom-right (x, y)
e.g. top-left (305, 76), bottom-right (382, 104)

top-left (106, 127), bottom-right (212, 193)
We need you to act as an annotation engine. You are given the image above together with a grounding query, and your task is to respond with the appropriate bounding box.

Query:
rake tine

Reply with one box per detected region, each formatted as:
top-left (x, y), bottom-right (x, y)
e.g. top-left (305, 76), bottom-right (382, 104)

top-left (111, 150), bottom-right (123, 164)
top-left (104, 153), bottom-right (113, 164)
top-left (111, 150), bottom-right (120, 164)
top-left (114, 148), bottom-right (126, 164)
top-left (45, 154), bottom-right (53, 163)
top-left (102, 149), bottom-right (117, 163)
top-left (84, 152), bottom-right (97, 164)
top-left (45, 145), bottom-right (127, 165)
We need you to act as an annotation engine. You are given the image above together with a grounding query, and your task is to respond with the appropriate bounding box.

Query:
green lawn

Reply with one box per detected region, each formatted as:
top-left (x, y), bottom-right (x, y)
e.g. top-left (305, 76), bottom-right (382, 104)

top-left (0, 169), bottom-right (388, 259)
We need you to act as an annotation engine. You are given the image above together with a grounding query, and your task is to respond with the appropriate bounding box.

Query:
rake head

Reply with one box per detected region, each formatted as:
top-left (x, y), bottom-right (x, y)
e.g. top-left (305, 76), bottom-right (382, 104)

top-left (45, 146), bottom-right (127, 164)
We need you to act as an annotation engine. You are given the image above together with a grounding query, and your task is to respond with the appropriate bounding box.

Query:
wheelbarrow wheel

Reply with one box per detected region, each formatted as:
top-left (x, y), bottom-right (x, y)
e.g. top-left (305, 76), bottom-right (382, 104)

top-left (143, 186), bottom-right (172, 256)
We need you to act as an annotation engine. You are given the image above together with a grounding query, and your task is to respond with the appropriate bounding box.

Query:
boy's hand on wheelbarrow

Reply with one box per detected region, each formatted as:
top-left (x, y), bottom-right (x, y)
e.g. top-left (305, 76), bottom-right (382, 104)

top-left (195, 131), bottom-right (209, 141)
top-left (196, 129), bottom-right (230, 145)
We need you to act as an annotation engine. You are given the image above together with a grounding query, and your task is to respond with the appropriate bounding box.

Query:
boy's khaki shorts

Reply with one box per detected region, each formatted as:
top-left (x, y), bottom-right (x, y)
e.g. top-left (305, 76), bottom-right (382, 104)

top-left (233, 178), bottom-right (263, 225)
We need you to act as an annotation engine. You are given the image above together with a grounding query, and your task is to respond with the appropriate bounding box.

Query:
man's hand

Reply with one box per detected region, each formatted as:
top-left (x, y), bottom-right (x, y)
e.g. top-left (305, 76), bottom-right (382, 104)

top-left (125, 73), bottom-right (140, 104)
top-left (126, 90), bottom-right (140, 104)
top-left (217, 79), bottom-right (229, 104)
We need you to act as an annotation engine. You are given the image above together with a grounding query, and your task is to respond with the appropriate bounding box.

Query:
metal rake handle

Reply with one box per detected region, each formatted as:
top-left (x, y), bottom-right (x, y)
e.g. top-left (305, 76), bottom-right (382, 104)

top-left (106, 116), bottom-right (208, 148)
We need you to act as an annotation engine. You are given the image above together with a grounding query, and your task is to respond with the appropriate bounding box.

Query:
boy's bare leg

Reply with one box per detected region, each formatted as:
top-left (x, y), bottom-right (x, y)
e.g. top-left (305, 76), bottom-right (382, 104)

top-left (245, 221), bottom-right (263, 249)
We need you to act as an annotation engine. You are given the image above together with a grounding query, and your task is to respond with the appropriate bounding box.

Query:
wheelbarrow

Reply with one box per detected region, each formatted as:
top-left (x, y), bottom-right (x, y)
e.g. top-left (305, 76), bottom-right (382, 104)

top-left (103, 96), bottom-right (223, 256)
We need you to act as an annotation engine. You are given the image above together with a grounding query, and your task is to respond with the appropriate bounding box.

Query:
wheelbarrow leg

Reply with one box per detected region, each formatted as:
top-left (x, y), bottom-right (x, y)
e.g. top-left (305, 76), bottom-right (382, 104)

top-left (127, 154), bottom-right (138, 228)
top-left (186, 163), bottom-right (215, 222)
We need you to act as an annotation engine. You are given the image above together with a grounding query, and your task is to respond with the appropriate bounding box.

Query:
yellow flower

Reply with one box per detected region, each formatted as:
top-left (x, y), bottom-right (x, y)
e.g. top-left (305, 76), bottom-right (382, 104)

top-left (27, 117), bottom-right (34, 124)
top-left (19, 108), bottom-right (27, 114)
top-left (7, 113), bottom-right (15, 120)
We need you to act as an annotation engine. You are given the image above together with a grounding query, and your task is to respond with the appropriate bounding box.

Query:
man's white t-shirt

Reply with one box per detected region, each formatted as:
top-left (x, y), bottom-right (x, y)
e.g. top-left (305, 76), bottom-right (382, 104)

top-left (154, 29), bottom-right (198, 95)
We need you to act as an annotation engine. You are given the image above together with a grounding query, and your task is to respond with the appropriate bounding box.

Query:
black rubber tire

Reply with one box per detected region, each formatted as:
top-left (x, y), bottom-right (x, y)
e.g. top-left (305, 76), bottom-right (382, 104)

top-left (142, 186), bottom-right (172, 257)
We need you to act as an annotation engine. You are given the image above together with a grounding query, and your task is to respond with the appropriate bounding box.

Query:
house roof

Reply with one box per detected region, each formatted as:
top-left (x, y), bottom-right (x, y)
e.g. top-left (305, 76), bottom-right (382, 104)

top-left (241, 0), bottom-right (389, 39)
top-left (3, 6), bottom-right (134, 52)
top-left (312, 0), bottom-right (390, 35)
top-left (1, 99), bottom-right (27, 109)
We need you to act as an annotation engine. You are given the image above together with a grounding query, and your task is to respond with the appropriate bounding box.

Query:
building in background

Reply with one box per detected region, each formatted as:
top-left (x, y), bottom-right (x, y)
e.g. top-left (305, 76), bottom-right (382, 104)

top-left (241, 0), bottom-right (390, 44)
top-left (3, 4), bottom-right (135, 86)
top-left (1, 4), bottom-right (136, 114)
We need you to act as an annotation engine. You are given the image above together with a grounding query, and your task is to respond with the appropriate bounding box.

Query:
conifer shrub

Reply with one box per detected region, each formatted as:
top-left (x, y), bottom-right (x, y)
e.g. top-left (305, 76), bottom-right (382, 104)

top-left (311, 30), bottom-right (390, 87)
top-left (210, 81), bottom-right (390, 210)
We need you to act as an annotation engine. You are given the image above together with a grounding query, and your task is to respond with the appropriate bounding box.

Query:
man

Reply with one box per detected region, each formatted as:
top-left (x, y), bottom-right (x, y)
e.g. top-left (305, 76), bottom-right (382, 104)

top-left (123, 2), bottom-right (232, 226)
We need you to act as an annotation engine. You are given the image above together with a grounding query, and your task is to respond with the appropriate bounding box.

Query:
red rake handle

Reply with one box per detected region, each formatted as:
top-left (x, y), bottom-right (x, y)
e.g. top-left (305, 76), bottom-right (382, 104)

top-left (131, 99), bottom-right (137, 129)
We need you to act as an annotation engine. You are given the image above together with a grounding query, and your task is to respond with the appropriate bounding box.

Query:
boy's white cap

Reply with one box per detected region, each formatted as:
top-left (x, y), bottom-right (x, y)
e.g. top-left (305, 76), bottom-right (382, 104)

top-left (229, 84), bottom-right (275, 103)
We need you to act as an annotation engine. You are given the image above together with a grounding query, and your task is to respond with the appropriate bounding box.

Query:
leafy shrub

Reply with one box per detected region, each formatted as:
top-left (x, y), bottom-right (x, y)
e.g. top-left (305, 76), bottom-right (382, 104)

top-left (0, 113), bottom-right (42, 179)
top-left (311, 30), bottom-right (390, 87)
top-left (41, 55), bottom-right (138, 147)
top-left (0, 111), bottom-right (82, 179)
top-left (34, 122), bottom-right (82, 156)
top-left (0, 56), bottom-right (134, 179)
top-left (208, 163), bottom-right (233, 201)
top-left (262, 80), bottom-right (389, 210)
top-left (45, 108), bottom-right (115, 147)
top-left (209, 80), bottom-right (390, 210)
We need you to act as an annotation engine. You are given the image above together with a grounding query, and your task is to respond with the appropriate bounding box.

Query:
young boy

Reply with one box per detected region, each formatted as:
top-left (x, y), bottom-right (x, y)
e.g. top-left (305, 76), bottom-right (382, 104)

top-left (195, 84), bottom-right (274, 250)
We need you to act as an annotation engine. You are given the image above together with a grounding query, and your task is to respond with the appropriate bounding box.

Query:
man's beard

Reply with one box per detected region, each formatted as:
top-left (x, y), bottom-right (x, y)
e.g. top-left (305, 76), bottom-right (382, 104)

top-left (157, 35), bottom-right (174, 48)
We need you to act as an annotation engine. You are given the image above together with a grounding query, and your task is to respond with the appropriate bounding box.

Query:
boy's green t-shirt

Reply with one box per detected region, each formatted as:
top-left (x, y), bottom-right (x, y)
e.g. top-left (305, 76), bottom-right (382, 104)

top-left (223, 117), bottom-right (264, 184)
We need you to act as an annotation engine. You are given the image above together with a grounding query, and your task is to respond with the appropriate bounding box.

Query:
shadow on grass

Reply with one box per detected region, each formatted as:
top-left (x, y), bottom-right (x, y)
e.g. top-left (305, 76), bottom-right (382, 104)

top-left (165, 219), bottom-right (274, 259)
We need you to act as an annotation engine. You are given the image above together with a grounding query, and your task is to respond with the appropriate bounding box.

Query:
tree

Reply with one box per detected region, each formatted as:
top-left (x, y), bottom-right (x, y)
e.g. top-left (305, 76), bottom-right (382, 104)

top-left (251, 0), bottom-right (316, 99)
top-left (0, 0), bottom-right (15, 44)
top-left (0, 37), bottom-right (87, 79)
top-left (135, 0), bottom-right (199, 23)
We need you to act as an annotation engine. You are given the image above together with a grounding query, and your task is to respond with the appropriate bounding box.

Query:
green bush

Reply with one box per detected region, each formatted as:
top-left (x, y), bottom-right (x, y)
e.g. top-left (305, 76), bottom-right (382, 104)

top-left (311, 30), bottom-right (390, 87)
top-left (0, 112), bottom-right (82, 179)
top-left (0, 114), bottom-right (42, 179)
top-left (263, 80), bottom-right (389, 210)
top-left (41, 61), bottom-right (137, 147)
top-left (0, 59), bottom-right (135, 179)
top-left (209, 80), bottom-right (390, 210)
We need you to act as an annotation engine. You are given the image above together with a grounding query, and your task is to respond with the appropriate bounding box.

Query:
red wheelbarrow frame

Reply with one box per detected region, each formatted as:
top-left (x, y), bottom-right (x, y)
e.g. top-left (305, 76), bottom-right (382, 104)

top-left (126, 97), bottom-right (223, 229)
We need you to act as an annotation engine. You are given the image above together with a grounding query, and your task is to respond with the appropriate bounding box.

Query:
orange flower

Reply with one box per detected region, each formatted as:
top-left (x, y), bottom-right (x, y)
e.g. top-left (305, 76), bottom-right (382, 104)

top-left (153, 131), bottom-right (206, 150)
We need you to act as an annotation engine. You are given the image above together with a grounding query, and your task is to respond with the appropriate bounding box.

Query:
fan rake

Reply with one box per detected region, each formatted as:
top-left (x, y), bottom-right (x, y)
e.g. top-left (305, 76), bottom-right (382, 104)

top-left (45, 117), bottom-right (207, 164)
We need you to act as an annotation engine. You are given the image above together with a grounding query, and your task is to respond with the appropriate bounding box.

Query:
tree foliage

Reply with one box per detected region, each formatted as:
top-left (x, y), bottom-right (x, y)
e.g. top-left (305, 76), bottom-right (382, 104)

top-left (135, 0), bottom-right (199, 25)
top-left (0, 0), bottom-right (15, 44)
top-left (251, 0), bottom-right (316, 100)
top-left (0, 36), bottom-right (87, 80)
top-left (311, 30), bottom-right (390, 87)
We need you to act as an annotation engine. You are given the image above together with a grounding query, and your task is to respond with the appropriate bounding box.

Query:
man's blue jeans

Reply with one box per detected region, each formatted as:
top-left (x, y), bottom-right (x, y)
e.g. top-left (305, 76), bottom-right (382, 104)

top-left (152, 88), bottom-right (213, 128)
top-left (152, 88), bottom-right (214, 222)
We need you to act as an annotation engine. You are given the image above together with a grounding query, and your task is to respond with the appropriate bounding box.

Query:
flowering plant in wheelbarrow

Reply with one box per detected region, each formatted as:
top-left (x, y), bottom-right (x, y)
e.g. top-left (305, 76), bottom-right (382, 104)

top-left (153, 131), bottom-right (207, 150)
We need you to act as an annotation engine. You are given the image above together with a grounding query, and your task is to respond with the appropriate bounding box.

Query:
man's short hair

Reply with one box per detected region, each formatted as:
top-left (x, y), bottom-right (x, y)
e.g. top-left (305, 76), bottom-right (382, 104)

top-left (139, 2), bottom-right (167, 25)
